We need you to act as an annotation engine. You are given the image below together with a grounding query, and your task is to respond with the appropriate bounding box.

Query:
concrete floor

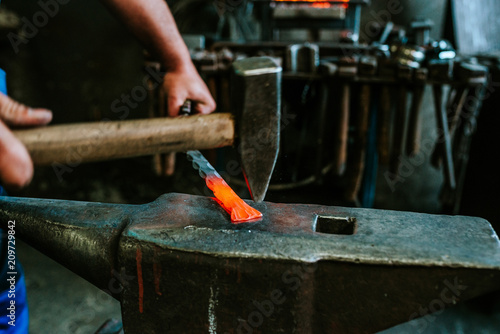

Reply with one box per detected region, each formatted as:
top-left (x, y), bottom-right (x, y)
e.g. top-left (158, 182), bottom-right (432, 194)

top-left (19, 240), bottom-right (121, 334)
top-left (0, 0), bottom-right (499, 333)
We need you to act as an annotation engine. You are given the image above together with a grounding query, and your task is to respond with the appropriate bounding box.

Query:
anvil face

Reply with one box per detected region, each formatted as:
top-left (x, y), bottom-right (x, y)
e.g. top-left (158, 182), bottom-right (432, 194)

top-left (1, 193), bottom-right (500, 333)
top-left (119, 194), bottom-right (500, 333)
top-left (126, 194), bottom-right (500, 268)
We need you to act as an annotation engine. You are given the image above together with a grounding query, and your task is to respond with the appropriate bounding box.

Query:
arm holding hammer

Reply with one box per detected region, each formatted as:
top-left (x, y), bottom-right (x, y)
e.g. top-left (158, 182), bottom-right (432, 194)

top-left (100, 0), bottom-right (216, 116)
top-left (0, 0), bottom-right (215, 191)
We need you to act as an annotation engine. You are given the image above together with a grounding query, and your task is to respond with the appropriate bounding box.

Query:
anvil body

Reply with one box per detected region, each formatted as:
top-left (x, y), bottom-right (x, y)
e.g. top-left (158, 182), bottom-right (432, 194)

top-left (1, 193), bottom-right (499, 333)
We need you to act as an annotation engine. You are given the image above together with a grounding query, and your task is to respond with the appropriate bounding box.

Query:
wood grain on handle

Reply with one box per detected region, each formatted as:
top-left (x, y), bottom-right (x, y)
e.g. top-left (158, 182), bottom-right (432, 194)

top-left (14, 114), bottom-right (234, 166)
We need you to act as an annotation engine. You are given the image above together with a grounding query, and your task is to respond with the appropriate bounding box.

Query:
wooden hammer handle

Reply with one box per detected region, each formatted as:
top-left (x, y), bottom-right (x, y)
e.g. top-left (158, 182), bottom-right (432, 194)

top-left (14, 114), bottom-right (234, 166)
top-left (405, 83), bottom-right (425, 156)
top-left (333, 83), bottom-right (350, 175)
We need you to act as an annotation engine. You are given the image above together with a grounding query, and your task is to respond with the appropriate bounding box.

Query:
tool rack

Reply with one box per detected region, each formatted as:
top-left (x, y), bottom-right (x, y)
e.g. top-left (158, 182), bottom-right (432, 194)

top-left (145, 41), bottom-right (492, 213)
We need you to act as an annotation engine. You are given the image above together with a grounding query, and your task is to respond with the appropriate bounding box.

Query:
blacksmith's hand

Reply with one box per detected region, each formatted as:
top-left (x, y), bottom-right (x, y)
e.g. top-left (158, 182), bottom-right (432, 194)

top-left (0, 93), bottom-right (52, 190)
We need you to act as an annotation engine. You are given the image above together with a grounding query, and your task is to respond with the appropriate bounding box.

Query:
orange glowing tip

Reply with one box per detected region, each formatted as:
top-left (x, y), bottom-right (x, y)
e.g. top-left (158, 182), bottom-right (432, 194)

top-left (187, 150), bottom-right (262, 223)
top-left (205, 175), bottom-right (263, 223)
top-left (274, 0), bottom-right (349, 8)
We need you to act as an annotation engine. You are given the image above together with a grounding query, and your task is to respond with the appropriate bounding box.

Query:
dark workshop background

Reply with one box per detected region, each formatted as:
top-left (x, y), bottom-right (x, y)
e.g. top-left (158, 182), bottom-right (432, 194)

top-left (0, 0), bottom-right (498, 333)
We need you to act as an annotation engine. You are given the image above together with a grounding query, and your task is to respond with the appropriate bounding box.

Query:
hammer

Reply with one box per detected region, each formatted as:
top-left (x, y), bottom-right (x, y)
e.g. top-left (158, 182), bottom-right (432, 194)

top-left (333, 55), bottom-right (358, 176)
top-left (1, 193), bottom-right (500, 333)
top-left (376, 58), bottom-right (395, 166)
top-left (405, 67), bottom-right (428, 156)
top-left (388, 63), bottom-right (413, 178)
top-left (12, 57), bottom-right (281, 203)
top-left (344, 56), bottom-right (377, 203)
top-left (429, 59), bottom-right (456, 190)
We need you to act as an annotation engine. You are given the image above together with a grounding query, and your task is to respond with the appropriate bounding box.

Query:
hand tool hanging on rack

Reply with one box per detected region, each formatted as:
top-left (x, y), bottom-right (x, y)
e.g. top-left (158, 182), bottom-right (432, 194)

top-left (333, 55), bottom-right (358, 176)
top-left (440, 63), bottom-right (488, 213)
top-left (430, 62), bottom-right (482, 167)
top-left (376, 58), bottom-right (395, 166)
top-left (405, 67), bottom-right (428, 156)
top-left (404, 19), bottom-right (431, 158)
top-left (388, 44), bottom-right (425, 176)
top-left (344, 55), bottom-right (377, 204)
top-left (360, 90), bottom-right (379, 208)
top-left (388, 63), bottom-right (412, 178)
top-left (217, 48), bottom-right (235, 115)
top-left (285, 43), bottom-right (319, 73)
top-left (449, 63), bottom-right (484, 138)
top-left (285, 43), bottom-right (319, 183)
top-left (371, 23), bottom-right (395, 167)
top-left (316, 61), bottom-right (338, 184)
top-left (429, 59), bottom-right (456, 189)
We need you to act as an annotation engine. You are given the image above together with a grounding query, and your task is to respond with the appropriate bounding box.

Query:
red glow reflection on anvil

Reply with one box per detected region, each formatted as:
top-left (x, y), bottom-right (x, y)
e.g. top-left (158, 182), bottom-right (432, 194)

top-left (205, 174), bottom-right (262, 223)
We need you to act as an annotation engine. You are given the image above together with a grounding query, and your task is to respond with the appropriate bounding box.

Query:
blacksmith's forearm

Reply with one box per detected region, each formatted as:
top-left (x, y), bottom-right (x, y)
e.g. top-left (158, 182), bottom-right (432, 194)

top-left (100, 0), bottom-right (191, 71)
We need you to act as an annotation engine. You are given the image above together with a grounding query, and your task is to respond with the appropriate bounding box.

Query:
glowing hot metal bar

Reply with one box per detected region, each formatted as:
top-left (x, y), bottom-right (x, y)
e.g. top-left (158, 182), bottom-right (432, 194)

top-left (273, 0), bottom-right (350, 8)
top-left (186, 150), bottom-right (262, 223)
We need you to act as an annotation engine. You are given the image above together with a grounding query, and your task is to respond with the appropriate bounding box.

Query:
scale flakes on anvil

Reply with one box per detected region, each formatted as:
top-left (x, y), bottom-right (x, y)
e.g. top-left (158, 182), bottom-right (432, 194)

top-left (186, 150), bottom-right (262, 223)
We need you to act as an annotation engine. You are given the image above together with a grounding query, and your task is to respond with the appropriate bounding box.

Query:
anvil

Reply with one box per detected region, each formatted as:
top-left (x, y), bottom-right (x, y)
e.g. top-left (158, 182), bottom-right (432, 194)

top-left (1, 193), bottom-right (500, 333)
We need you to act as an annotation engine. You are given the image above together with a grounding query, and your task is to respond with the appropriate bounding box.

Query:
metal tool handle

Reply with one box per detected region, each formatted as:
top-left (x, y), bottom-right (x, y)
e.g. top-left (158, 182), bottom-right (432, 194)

top-left (432, 84), bottom-right (456, 190)
top-left (180, 100), bottom-right (192, 116)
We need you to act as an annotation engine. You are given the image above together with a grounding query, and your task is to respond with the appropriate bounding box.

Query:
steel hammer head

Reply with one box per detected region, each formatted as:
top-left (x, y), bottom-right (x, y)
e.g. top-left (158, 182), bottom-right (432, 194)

top-left (231, 57), bottom-right (281, 202)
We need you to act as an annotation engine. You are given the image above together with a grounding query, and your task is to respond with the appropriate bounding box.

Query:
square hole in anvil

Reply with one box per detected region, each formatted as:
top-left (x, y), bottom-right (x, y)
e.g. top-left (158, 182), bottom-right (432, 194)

top-left (314, 216), bottom-right (357, 235)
